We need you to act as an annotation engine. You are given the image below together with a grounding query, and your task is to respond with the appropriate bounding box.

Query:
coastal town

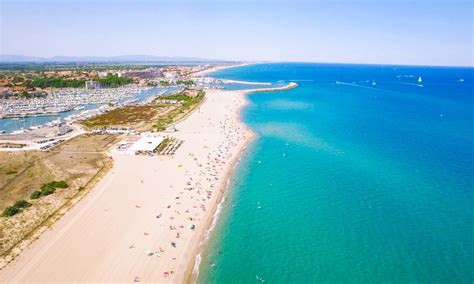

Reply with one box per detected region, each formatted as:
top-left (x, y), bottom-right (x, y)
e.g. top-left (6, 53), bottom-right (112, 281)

top-left (1, 0), bottom-right (471, 282)
top-left (0, 62), bottom-right (226, 275)
top-left (0, 58), bottom-right (299, 282)
top-left (0, 63), bottom-right (241, 136)
top-left (0, 64), bottom-right (207, 97)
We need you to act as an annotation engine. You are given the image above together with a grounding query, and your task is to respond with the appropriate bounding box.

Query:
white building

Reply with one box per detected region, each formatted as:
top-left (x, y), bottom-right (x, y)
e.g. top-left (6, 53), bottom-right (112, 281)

top-left (128, 135), bottom-right (164, 155)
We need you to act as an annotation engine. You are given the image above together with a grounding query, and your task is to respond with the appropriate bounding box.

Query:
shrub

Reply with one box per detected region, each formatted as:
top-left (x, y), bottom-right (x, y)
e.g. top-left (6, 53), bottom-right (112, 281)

top-left (2, 199), bottom-right (33, 217)
top-left (2, 206), bottom-right (20, 217)
top-left (51, 181), bottom-right (68, 188)
top-left (30, 191), bottom-right (42, 199)
top-left (41, 183), bottom-right (53, 191)
top-left (30, 181), bottom-right (69, 200)
top-left (40, 186), bottom-right (55, 196)
top-left (13, 200), bottom-right (32, 209)
top-left (39, 180), bottom-right (68, 197)
top-left (41, 181), bottom-right (68, 191)
top-left (78, 186), bottom-right (84, 191)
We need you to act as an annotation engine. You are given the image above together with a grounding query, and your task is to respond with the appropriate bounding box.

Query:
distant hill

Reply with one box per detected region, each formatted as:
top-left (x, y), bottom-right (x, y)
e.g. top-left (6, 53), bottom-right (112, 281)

top-left (0, 54), bottom-right (229, 63)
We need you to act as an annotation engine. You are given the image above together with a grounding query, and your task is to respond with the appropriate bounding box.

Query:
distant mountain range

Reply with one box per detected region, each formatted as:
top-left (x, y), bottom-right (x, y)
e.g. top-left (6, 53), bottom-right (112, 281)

top-left (0, 54), bottom-right (230, 63)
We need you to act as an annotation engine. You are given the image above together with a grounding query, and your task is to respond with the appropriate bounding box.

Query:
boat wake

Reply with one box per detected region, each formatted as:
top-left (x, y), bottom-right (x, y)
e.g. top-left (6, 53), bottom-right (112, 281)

top-left (398, 82), bottom-right (424, 87)
top-left (335, 81), bottom-right (377, 90)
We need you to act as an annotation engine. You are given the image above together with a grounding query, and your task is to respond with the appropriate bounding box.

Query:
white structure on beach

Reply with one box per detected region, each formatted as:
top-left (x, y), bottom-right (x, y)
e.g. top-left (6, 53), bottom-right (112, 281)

top-left (128, 135), bottom-right (164, 155)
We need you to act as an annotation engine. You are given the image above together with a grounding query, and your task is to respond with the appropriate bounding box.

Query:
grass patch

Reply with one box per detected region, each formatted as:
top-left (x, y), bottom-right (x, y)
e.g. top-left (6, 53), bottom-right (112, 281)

top-left (81, 104), bottom-right (167, 129)
top-left (0, 134), bottom-right (115, 256)
top-left (154, 91), bottom-right (204, 131)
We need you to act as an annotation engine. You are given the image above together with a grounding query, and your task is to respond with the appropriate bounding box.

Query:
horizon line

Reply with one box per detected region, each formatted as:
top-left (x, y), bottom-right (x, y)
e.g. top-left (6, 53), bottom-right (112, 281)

top-left (0, 54), bottom-right (472, 68)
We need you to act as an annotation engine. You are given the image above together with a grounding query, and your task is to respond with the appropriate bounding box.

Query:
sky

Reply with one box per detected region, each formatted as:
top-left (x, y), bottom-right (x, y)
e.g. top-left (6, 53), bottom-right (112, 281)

top-left (0, 0), bottom-right (473, 66)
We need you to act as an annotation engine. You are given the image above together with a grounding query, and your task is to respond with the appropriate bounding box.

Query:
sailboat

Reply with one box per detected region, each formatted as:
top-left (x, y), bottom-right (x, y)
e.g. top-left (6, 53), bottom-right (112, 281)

top-left (418, 76), bottom-right (422, 83)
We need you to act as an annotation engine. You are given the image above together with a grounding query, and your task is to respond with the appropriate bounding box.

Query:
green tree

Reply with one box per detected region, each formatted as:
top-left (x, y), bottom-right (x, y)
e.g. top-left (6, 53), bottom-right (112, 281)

top-left (12, 76), bottom-right (24, 83)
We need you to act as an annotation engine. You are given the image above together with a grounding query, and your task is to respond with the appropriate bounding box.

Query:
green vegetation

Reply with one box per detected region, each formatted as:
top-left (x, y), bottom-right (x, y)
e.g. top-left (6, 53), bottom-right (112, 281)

top-left (154, 91), bottom-right (205, 131)
top-left (25, 77), bottom-right (86, 88)
top-left (18, 73), bottom-right (132, 89)
top-left (3, 182), bottom-right (67, 217)
top-left (0, 136), bottom-right (117, 255)
top-left (40, 186), bottom-right (55, 196)
top-left (30, 191), bottom-right (41, 199)
top-left (95, 73), bottom-right (133, 87)
top-left (81, 104), bottom-right (165, 129)
top-left (160, 80), bottom-right (171, 86)
top-left (35, 181), bottom-right (69, 198)
top-left (12, 76), bottom-right (24, 83)
top-left (13, 200), bottom-right (32, 209)
top-left (2, 206), bottom-right (20, 217)
top-left (50, 180), bottom-right (68, 188)
top-left (176, 79), bottom-right (194, 86)
top-left (40, 181), bottom-right (68, 196)
top-left (101, 73), bottom-right (134, 86)
top-left (2, 200), bottom-right (31, 217)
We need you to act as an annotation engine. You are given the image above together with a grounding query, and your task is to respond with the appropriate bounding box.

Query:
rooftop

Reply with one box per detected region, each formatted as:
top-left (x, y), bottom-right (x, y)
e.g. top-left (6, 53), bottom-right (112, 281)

top-left (129, 135), bottom-right (164, 152)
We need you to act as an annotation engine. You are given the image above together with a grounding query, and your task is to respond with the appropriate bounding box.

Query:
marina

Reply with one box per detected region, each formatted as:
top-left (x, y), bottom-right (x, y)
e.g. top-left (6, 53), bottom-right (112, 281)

top-left (0, 0), bottom-right (472, 282)
top-left (0, 85), bottom-right (183, 134)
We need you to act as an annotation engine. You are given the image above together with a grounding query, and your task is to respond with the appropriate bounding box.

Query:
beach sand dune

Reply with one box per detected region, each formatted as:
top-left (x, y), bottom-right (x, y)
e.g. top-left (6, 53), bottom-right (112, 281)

top-left (0, 89), bottom-right (253, 283)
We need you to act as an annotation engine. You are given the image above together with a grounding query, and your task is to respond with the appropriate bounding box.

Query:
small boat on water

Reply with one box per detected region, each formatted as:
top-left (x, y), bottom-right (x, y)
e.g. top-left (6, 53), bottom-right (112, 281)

top-left (418, 76), bottom-right (423, 83)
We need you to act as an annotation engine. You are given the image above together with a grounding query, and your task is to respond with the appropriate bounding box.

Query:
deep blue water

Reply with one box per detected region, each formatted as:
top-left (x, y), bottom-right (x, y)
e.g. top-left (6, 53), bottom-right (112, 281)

top-left (198, 63), bottom-right (474, 283)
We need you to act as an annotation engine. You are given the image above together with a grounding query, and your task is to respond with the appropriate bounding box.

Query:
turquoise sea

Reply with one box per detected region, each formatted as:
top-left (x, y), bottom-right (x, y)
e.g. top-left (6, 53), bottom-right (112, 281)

top-left (198, 63), bottom-right (473, 283)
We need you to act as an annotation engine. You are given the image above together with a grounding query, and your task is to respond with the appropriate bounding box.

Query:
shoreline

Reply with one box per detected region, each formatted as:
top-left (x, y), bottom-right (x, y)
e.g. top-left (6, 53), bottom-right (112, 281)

top-left (0, 65), bottom-right (297, 282)
top-left (0, 88), bottom-right (254, 282)
top-left (192, 62), bottom-right (255, 77)
top-left (183, 90), bottom-right (255, 284)
top-left (184, 82), bottom-right (298, 283)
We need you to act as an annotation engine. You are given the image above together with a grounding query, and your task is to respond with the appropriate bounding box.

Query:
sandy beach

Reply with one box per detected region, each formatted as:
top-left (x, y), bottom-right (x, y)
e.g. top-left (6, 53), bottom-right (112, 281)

top-left (0, 87), bottom-right (254, 283)
top-left (192, 63), bottom-right (254, 77)
top-left (0, 82), bottom-right (296, 283)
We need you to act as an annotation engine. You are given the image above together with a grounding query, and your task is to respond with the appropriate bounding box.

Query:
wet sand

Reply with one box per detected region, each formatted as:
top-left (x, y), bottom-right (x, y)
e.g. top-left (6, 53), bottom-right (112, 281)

top-left (0, 84), bottom-right (296, 283)
top-left (0, 88), bottom-right (253, 283)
